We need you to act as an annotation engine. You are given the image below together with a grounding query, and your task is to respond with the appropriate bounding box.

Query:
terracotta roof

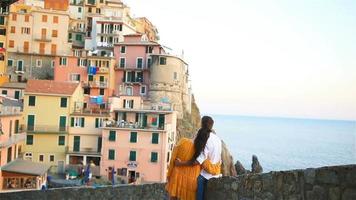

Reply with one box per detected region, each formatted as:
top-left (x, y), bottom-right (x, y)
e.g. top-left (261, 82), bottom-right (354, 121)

top-left (1, 159), bottom-right (50, 176)
top-left (25, 80), bottom-right (79, 96)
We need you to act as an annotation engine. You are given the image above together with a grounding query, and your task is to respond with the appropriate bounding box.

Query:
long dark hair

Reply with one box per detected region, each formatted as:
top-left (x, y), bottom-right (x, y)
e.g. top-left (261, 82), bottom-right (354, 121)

top-left (191, 116), bottom-right (214, 162)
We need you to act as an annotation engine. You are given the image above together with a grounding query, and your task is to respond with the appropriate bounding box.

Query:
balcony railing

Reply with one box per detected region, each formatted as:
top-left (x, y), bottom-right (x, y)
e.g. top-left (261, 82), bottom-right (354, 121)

top-left (0, 106), bottom-right (22, 115)
top-left (97, 67), bottom-right (109, 73)
top-left (105, 120), bottom-right (166, 131)
top-left (34, 36), bottom-right (52, 42)
top-left (82, 81), bottom-right (108, 88)
top-left (24, 125), bottom-right (69, 133)
top-left (66, 147), bottom-right (101, 155)
top-left (72, 108), bottom-right (110, 115)
top-left (0, 132), bottom-right (26, 148)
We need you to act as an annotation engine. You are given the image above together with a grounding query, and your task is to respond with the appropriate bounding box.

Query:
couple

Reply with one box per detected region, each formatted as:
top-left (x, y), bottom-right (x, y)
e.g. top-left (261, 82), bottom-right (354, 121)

top-left (166, 116), bottom-right (222, 200)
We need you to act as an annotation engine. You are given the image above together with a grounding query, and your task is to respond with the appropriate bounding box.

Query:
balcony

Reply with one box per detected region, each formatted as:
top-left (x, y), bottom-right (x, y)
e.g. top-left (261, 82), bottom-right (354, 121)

top-left (82, 81), bottom-right (108, 88)
top-left (66, 146), bottom-right (101, 155)
top-left (105, 120), bottom-right (166, 131)
top-left (115, 65), bottom-right (149, 71)
top-left (97, 67), bottom-right (109, 73)
top-left (0, 106), bottom-right (22, 116)
top-left (0, 132), bottom-right (26, 148)
top-left (24, 125), bottom-right (68, 133)
top-left (72, 107), bottom-right (110, 116)
top-left (34, 36), bottom-right (52, 42)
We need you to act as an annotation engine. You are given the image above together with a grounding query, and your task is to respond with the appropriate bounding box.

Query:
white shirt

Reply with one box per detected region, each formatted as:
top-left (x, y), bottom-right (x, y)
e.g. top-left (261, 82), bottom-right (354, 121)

top-left (196, 132), bottom-right (222, 179)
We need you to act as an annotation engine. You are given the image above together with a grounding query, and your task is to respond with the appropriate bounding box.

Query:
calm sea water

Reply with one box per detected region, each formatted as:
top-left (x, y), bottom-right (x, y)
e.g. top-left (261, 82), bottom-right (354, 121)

top-left (210, 115), bottom-right (356, 172)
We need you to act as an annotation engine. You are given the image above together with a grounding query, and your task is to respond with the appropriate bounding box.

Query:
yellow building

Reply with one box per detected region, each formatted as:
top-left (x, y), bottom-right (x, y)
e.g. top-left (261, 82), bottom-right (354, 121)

top-left (23, 80), bottom-right (83, 174)
top-left (0, 5), bottom-right (9, 84)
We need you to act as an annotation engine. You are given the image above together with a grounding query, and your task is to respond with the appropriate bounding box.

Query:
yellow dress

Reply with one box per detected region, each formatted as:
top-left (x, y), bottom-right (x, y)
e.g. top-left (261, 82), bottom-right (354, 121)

top-left (166, 138), bottom-right (221, 200)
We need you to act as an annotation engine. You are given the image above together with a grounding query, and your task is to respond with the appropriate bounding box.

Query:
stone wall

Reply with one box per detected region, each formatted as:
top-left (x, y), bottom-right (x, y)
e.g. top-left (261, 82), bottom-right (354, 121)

top-left (2, 165), bottom-right (355, 200)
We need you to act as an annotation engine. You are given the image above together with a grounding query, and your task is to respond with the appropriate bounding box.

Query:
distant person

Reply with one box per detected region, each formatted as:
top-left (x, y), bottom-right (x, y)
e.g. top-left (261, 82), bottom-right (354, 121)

top-left (166, 116), bottom-right (221, 200)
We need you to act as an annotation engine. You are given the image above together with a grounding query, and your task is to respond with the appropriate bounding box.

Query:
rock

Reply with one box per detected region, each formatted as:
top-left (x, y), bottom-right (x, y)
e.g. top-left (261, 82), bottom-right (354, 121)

top-left (235, 160), bottom-right (248, 175)
top-left (329, 187), bottom-right (341, 200)
top-left (251, 155), bottom-right (263, 173)
top-left (304, 168), bottom-right (316, 184)
top-left (342, 189), bottom-right (356, 200)
top-left (221, 141), bottom-right (237, 176)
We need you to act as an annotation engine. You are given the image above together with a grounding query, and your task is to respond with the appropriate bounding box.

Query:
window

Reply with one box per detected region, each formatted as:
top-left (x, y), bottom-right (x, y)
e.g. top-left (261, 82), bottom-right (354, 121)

top-left (52, 30), bottom-right (58, 37)
top-left (68, 33), bottom-right (72, 41)
top-left (29, 96), bottom-right (36, 106)
top-left (174, 72), bottom-right (178, 80)
top-left (58, 136), bottom-right (65, 145)
top-left (42, 15), bottom-right (47, 22)
top-left (0, 42), bottom-right (2, 48)
top-left (88, 75), bottom-right (93, 82)
top-left (0, 29), bottom-right (6, 36)
top-left (146, 46), bottom-right (153, 54)
top-left (60, 57), bottom-right (67, 66)
top-left (36, 59), bottom-right (42, 68)
top-left (88, 7), bottom-right (92, 13)
top-left (60, 97), bottom-right (67, 108)
top-left (23, 41), bottom-right (29, 53)
top-left (108, 149), bottom-right (115, 160)
top-left (130, 132), bottom-right (137, 143)
top-left (119, 57), bottom-right (125, 68)
top-left (159, 57), bottom-right (167, 65)
top-left (0, 16), bottom-right (4, 25)
top-left (39, 155), bottom-right (44, 162)
top-left (140, 85), bottom-right (146, 95)
top-left (120, 46), bottom-right (126, 53)
top-left (78, 7), bottom-right (82, 13)
top-left (39, 43), bottom-right (45, 54)
top-left (147, 58), bottom-right (152, 68)
top-left (2, 90), bottom-right (7, 95)
top-left (95, 118), bottom-right (103, 128)
top-left (51, 60), bottom-right (55, 68)
top-left (75, 34), bottom-right (82, 41)
top-left (151, 152), bottom-right (158, 162)
top-left (109, 130), bottom-right (116, 141)
top-left (99, 88), bottom-right (104, 95)
top-left (51, 44), bottom-right (57, 55)
top-left (123, 99), bottom-right (134, 108)
top-left (78, 59), bottom-right (86, 67)
top-left (12, 13), bottom-right (17, 21)
top-left (25, 15), bottom-right (29, 22)
top-left (17, 60), bottom-right (24, 71)
top-left (7, 59), bottom-right (13, 67)
top-left (152, 133), bottom-right (159, 144)
top-left (129, 151), bottom-right (136, 161)
top-left (53, 16), bottom-right (58, 23)
top-left (50, 155), bottom-right (55, 162)
top-left (74, 50), bottom-right (82, 57)
top-left (26, 135), bottom-right (33, 145)
top-left (10, 26), bottom-right (15, 33)
top-left (84, 87), bottom-right (90, 95)
top-left (9, 40), bottom-right (14, 48)
top-left (70, 74), bottom-right (80, 82)
top-left (71, 117), bottom-right (85, 127)
top-left (136, 58), bottom-right (143, 69)
top-left (21, 27), bottom-right (30, 34)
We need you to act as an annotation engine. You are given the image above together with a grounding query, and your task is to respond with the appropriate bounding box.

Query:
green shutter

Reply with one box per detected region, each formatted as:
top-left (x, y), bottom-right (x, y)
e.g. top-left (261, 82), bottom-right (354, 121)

top-left (14, 120), bottom-right (19, 133)
top-left (81, 118), bottom-right (85, 127)
top-left (108, 149), bottom-right (115, 160)
top-left (109, 130), bottom-right (116, 141)
top-left (29, 96), bottom-right (36, 106)
top-left (152, 133), bottom-right (159, 144)
top-left (74, 136), bottom-right (80, 152)
top-left (71, 117), bottom-right (74, 127)
top-left (58, 136), bottom-right (65, 145)
top-left (26, 135), bottom-right (33, 145)
top-left (60, 97), bottom-right (67, 108)
top-left (129, 151), bottom-right (136, 161)
top-left (143, 114), bottom-right (147, 127)
top-left (88, 75), bottom-right (93, 81)
top-left (27, 115), bottom-right (35, 131)
top-left (95, 118), bottom-right (99, 128)
top-left (151, 152), bottom-right (158, 162)
top-left (130, 132), bottom-right (137, 143)
top-left (59, 116), bottom-right (67, 131)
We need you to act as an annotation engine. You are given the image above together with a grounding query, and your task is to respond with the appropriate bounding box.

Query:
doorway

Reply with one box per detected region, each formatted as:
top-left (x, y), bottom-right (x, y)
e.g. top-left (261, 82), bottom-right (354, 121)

top-left (128, 170), bottom-right (136, 183)
top-left (58, 161), bottom-right (65, 174)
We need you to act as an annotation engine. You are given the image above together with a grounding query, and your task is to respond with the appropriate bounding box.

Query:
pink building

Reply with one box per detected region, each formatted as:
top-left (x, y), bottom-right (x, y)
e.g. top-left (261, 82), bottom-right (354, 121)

top-left (100, 95), bottom-right (176, 183)
top-left (0, 82), bottom-right (26, 101)
top-left (113, 34), bottom-right (164, 97)
top-left (0, 96), bottom-right (26, 189)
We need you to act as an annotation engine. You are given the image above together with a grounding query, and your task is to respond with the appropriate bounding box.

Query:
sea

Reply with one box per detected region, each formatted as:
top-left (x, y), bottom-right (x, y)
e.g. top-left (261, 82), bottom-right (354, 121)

top-left (210, 115), bottom-right (356, 172)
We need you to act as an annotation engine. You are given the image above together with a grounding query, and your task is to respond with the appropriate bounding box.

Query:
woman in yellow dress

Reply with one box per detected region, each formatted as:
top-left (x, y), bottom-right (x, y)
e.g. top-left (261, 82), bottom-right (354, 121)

top-left (166, 117), bottom-right (220, 200)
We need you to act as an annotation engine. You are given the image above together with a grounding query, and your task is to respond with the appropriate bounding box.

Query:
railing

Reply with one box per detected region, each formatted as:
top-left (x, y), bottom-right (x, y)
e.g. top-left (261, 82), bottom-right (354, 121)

top-left (34, 36), bottom-right (52, 42)
top-left (66, 147), bottom-right (101, 155)
top-left (105, 120), bottom-right (166, 130)
top-left (0, 132), bottom-right (26, 148)
top-left (72, 108), bottom-right (110, 115)
top-left (115, 65), bottom-right (149, 71)
top-left (65, 164), bottom-right (100, 176)
top-left (24, 125), bottom-right (69, 133)
top-left (97, 67), bottom-right (109, 73)
top-left (82, 81), bottom-right (108, 88)
top-left (0, 106), bottom-right (22, 115)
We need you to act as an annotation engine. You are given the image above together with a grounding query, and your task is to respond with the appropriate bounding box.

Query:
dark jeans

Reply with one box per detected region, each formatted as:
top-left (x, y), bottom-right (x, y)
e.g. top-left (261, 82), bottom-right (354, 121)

top-left (197, 175), bottom-right (208, 200)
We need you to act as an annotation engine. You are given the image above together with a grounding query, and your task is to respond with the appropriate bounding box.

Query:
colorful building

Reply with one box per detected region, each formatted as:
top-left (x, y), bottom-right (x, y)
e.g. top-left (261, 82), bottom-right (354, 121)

top-left (0, 82), bottom-right (26, 100)
top-left (0, 4), bottom-right (10, 84)
top-left (101, 95), bottom-right (176, 183)
top-left (23, 80), bottom-right (83, 174)
top-left (6, 2), bottom-right (71, 82)
top-left (0, 95), bottom-right (26, 190)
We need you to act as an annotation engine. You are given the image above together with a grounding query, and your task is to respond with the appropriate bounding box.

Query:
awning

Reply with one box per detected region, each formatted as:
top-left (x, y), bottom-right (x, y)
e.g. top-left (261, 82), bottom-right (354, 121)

top-left (1, 159), bottom-right (50, 176)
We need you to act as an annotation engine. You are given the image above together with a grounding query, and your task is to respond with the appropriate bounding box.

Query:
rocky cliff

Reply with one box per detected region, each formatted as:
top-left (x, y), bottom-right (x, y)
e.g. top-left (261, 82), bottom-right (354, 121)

top-left (177, 95), bottom-right (237, 176)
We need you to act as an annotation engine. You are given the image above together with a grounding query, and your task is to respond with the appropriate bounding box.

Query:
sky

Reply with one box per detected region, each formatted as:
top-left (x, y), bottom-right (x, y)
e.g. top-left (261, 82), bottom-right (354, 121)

top-left (124, 0), bottom-right (356, 120)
